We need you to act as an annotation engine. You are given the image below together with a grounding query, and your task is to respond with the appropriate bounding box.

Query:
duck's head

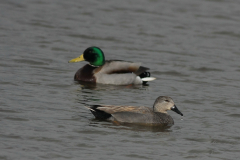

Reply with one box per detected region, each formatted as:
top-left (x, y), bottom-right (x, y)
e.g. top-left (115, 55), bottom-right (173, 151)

top-left (69, 46), bottom-right (105, 67)
top-left (153, 96), bottom-right (183, 116)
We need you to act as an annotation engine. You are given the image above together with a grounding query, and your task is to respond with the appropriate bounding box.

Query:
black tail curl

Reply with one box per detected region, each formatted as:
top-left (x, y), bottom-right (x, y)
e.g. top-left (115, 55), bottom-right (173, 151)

top-left (139, 72), bottom-right (151, 85)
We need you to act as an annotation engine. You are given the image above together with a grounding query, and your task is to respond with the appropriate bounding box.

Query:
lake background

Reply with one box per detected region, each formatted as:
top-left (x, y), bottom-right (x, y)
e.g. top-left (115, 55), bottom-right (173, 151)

top-left (1, 0), bottom-right (240, 159)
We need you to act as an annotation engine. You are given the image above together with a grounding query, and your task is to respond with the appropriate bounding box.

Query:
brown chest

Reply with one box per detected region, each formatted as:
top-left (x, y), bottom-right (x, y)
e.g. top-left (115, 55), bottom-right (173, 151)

top-left (74, 64), bottom-right (97, 82)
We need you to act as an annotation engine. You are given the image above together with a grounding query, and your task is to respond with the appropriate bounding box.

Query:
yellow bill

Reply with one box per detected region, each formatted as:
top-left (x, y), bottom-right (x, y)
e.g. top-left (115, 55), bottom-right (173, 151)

top-left (68, 54), bottom-right (85, 63)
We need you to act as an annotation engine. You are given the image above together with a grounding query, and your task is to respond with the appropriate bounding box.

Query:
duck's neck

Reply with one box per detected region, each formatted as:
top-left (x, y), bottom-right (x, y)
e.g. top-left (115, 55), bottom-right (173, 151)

top-left (89, 57), bottom-right (105, 67)
top-left (153, 107), bottom-right (167, 114)
top-left (88, 63), bottom-right (102, 67)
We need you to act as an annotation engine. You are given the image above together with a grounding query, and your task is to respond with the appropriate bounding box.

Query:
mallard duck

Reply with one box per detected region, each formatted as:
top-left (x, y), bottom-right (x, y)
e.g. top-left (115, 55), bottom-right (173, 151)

top-left (85, 96), bottom-right (183, 126)
top-left (68, 46), bottom-right (156, 85)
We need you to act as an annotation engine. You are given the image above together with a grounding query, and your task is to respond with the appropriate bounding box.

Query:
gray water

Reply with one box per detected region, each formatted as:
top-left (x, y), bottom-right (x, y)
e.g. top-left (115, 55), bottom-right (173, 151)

top-left (1, 0), bottom-right (240, 159)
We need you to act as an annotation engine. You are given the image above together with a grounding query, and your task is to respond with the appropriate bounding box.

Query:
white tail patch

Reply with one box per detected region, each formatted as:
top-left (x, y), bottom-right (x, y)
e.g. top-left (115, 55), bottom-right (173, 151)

top-left (141, 77), bottom-right (156, 81)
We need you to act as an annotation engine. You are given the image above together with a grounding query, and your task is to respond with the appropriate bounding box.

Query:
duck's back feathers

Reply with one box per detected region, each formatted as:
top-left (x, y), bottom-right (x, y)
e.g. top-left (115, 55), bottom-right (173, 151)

top-left (96, 60), bottom-right (148, 75)
top-left (97, 105), bottom-right (151, 114)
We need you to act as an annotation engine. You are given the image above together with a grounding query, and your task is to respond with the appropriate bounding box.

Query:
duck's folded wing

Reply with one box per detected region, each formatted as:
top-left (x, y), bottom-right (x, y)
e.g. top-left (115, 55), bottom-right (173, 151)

top-left (96, 105), bottom-right (168, 124)
top-left (94, 61), bottom-right (149, 76)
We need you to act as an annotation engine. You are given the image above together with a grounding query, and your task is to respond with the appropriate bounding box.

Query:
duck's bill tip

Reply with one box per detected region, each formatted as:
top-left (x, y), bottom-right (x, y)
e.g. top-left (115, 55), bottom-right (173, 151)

top-left (68, 54), bottom-right (85, 63)
top-left (68, 59), bottom-right (77, 63)
top-left (171, 105), bottom-right (183, 116)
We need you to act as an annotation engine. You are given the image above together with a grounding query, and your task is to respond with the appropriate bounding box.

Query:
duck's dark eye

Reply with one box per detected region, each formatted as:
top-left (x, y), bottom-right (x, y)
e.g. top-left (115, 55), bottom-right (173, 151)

top-left (165, 100), bottom-right (170, 102)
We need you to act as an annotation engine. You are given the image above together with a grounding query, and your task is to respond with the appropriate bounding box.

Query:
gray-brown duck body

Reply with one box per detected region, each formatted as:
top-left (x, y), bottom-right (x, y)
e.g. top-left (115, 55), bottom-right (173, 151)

top-left (86, 96), bottom-right (183, 126)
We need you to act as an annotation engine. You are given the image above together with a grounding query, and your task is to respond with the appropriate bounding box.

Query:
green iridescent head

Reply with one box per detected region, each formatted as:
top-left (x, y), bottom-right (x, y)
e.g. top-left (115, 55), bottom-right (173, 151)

top-left (68, 46), bottom-right (105, 66)
top-left (83, 47), bottom-right (105, 66)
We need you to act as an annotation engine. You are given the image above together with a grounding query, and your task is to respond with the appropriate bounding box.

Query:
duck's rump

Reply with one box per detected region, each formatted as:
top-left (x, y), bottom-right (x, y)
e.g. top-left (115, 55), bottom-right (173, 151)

top-left (89, 105), bottom-right (112, 120)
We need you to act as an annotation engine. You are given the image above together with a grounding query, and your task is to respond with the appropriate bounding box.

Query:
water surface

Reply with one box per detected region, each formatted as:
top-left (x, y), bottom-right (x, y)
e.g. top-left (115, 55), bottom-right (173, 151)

top-left (1, 0), bottom-right (240, 159)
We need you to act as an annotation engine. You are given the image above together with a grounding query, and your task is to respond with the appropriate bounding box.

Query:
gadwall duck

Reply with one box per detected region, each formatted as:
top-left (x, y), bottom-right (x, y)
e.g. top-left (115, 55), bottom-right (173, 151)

top-left (86, 96), bottom-right (183, 126)
top-left (68, 46), bottom-right (156, 85)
